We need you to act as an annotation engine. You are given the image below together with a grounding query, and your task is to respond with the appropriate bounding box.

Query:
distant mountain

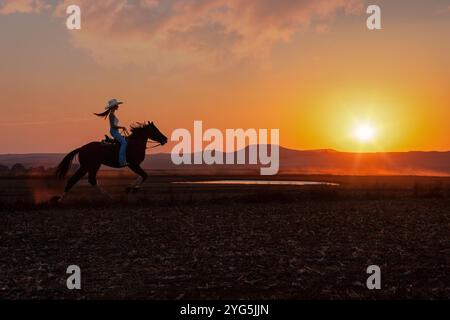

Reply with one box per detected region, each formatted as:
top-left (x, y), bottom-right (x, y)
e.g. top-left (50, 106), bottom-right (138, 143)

top-left (0, 154), bottom-right (64, 169)
top-left (1, 146), bottom-right (450, 176)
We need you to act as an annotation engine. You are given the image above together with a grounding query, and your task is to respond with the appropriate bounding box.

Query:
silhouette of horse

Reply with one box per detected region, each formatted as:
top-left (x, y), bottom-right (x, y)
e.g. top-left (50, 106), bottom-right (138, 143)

top-left (55, 121), bottom-right (167, 201)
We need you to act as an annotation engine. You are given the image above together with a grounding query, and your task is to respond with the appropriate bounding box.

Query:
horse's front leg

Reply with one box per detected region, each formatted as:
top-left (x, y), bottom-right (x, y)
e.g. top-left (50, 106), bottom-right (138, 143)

top-left (127, 164), bottom-right (148, 193)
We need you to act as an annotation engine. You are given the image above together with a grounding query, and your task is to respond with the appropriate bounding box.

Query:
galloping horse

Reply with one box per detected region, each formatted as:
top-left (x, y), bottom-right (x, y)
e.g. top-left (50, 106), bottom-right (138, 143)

top-left (55, 121), bottom-right (167, 201)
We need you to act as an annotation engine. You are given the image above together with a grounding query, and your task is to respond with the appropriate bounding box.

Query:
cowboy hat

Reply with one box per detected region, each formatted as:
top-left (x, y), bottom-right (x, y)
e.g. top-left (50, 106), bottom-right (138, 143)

top-left (105, 99), bottom-right (123, 110)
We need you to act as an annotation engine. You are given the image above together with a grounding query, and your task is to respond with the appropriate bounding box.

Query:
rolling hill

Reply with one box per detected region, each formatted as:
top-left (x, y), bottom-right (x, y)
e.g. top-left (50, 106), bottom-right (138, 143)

top-left (1, 146), bottom-right (450, 176)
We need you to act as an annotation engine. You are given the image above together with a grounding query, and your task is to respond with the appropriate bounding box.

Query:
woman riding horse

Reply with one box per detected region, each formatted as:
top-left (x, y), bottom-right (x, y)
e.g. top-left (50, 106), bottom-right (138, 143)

top-left (94, 99), bottom-right (129, 167)
top-left (55, 99), bottom-right (168, 202)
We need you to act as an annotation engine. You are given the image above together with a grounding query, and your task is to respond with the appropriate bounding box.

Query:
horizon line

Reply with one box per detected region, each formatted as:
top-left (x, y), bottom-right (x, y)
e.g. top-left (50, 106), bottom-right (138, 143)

top-left (1, 145), bottom-right (450, 156)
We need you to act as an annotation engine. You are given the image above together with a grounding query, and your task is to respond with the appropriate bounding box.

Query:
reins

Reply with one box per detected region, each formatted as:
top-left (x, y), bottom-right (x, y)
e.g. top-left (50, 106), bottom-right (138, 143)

top-left (146, 141), bottom-right (162, 149)
top-left (120, 126), bottom-right (164, 149)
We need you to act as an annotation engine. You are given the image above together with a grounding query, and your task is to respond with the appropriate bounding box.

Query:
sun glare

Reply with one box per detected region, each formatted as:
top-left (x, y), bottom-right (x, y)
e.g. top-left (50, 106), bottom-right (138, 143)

top-left (354, 123), bottom-right (376, 142)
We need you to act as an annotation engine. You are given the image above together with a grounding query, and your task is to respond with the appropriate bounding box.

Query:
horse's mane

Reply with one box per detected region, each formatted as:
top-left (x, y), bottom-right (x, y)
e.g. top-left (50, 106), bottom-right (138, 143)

top-left (130, 122), bottom-right (149, 135)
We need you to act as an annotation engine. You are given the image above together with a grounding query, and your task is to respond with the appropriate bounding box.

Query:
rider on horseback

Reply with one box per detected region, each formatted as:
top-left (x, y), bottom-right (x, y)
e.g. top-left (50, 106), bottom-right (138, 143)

top-left (55, 106), bottom-right (167, 203)
top-left (95, 99), bottom-right (129, 167)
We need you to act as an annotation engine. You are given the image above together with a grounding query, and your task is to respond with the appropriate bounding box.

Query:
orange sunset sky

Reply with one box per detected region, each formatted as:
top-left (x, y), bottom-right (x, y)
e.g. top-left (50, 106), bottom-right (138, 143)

top-left (0, 0), bottom-right (449, 154)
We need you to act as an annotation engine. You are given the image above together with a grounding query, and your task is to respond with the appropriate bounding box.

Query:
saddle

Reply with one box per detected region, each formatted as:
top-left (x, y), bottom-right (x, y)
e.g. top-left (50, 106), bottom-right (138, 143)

top-left (101, 135), bottom-right (128, 145)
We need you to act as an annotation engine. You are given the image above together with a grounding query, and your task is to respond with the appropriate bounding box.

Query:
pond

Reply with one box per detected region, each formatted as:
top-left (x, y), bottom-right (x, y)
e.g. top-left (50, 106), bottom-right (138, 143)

top-left (173, 180), bottom-right (339, 186)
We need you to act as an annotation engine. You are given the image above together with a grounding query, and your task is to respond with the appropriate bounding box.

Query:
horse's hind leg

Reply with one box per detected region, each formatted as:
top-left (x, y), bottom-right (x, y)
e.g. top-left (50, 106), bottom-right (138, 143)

top-left (88, 165), bottom-right (111, 200)
top-left (127, 164), bottom-right (148, 193)
top-left (59, 167), bottom-right (88, 201)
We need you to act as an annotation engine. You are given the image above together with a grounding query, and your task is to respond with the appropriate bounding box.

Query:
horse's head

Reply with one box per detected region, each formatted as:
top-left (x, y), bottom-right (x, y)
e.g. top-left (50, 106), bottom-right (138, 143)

top-left (145, 121), bottom-right (168, 145)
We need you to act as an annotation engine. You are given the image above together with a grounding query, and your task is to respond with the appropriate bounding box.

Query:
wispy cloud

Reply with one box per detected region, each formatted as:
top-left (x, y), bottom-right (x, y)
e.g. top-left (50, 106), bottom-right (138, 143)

top-left (0, 118), bottom-right (97, 127)
top-left (0, 0), bottom-right (34, 14)
top-left (1, 0), bottom-right (364, 69)
top-left (0, 0), bottom-right (52, 14)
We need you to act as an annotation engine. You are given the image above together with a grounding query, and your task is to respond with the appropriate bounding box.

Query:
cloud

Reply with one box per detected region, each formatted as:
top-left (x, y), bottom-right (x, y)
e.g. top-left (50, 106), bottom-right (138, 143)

top-left (0, 0), bottom-right (51, 14)
top-left (2, 0), bottom-right (364, 69)
top-left (0, 0), bottom-right (34, 14)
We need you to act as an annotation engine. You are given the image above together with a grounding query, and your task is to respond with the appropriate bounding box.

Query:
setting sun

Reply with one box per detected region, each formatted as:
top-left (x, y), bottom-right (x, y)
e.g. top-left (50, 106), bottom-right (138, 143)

top-left (354, 123), bottom-right (376, 142)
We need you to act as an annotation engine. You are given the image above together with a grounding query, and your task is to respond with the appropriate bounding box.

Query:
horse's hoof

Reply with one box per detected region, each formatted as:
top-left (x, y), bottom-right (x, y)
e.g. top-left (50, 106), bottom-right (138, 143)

top-left (49, 196), bottom-right (62, 206)
top-left (126, 187), bottom-right (140, 194)
top-left (133, 187), bottom-right (141, 194)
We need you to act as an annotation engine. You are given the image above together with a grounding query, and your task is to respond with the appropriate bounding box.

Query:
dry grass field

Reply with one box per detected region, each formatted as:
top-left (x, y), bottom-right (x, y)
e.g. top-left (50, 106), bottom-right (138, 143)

top-left (0, 174), bottom-right (449, 299)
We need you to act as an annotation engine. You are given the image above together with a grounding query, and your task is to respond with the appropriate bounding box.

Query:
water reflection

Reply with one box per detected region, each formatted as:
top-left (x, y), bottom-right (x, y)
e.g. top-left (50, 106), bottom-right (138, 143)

top-left (173, 180), bottom-right (339, 186)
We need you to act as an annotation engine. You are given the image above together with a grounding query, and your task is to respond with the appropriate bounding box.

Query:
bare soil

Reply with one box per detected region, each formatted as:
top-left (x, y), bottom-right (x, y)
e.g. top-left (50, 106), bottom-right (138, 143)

top-left (0, 175), bottom-right (449, 299)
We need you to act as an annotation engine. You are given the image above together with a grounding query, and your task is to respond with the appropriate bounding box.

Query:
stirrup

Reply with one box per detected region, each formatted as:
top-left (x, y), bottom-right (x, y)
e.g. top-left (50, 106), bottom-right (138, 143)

top-left (102, 135), bottom-right (116, 144)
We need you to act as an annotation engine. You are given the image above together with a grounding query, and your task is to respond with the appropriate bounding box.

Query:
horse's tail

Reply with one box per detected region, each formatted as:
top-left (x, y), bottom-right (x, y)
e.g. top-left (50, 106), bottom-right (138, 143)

top-left (55, 147), bottom-right (81, 179)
